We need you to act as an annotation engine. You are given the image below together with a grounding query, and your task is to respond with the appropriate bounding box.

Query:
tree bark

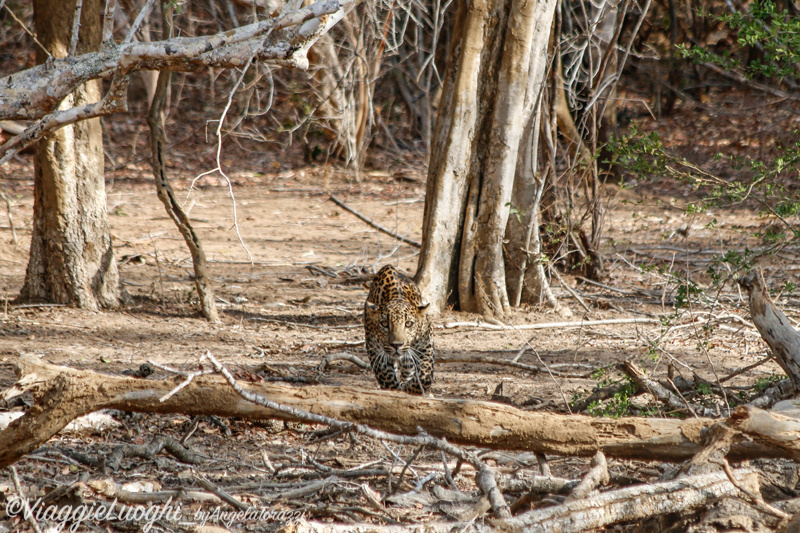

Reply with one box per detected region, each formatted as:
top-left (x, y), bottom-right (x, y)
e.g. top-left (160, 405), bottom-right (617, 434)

top-left (492, 468), bottom-right (761, 533)
top-left (17, 0), bottom-right (123, 310)
top-left (416, 0), bottom-right (558, 318)
top-left (729, 405), bottom-right (800, 461)
top-left (0, 355), bottom-right (793, 469)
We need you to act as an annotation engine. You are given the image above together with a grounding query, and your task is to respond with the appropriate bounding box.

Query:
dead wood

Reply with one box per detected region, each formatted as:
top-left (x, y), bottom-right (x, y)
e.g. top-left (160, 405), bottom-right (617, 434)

top-left (105, 435), bottom-right (201, 471)
top-left (439, 355), bottom-right (592, 378)
top-left (738, 270), bottom-right (800, 391)
top-left (0, 355), bottom-right (793, 469)
top-left (318, 352), bottom-right (370, 370)
top-left (286, 469), bottom-right (760, 533)
top-left (88, 478), bottom-right (221, 504)
top-left (497, 473), bottom-right (578, 494)
top-left (621, 360), bottom-right (721, 417)
top-left (720, 355), bottom-right (773, 383)
top-left (718, 458), bottom-right (791, 521)
top-left (728, 405), bottom-right (800, 460)
top-left (500, 468), bottom-right (760, 533)
top-left (0, 120), bottom-right (27, 135)
top-left (748, 379), bottom-right (795, 409)
top-left (570, 380), bottom-right (639, 413)
top-left (194, 473), bottom-right (251, 511)
top-left (329, 195), bottom-right (421, 248)
top-left (564, 451), bottom-right (609, 503)
top-left (9, 465), bottom-right (44, 533)
top-left (440, 317), bottom-right (660, 330)
top-left (476, 464), bottom-right (511, 519)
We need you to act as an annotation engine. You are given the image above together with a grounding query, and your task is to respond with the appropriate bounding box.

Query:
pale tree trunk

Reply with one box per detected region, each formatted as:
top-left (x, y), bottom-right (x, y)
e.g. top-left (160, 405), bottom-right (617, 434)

top-left (18, 0), bottom-right (123, 310)
top-left (505, 22), bottom-right (562, 310)
top-left (505, 111), bottom-right (560, 309)
top-left (309, 33), bottom-right (360, 163)
top-left (416, 0), bottom-right (558, 318)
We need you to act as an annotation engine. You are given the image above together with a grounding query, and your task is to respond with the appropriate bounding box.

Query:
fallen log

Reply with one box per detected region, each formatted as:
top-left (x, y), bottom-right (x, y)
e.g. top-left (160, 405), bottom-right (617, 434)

top-left (0, 355), bottom-right (792, 469)
top-left (729, 405), bottom-right (800, 460)
top-left (738, 270), bottom-right (800, 391)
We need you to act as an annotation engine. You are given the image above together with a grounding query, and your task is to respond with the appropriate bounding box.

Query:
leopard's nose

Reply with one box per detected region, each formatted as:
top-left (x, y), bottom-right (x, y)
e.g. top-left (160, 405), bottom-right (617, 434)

top-left (389, 342), bottom-right (403, 351)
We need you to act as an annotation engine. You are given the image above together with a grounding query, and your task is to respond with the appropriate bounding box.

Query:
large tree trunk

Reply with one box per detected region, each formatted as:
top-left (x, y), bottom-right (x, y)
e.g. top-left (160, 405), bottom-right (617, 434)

top-left (416, 0), bottom-right (558, 318)
top-left (17, 0), bottom-right (123, 310)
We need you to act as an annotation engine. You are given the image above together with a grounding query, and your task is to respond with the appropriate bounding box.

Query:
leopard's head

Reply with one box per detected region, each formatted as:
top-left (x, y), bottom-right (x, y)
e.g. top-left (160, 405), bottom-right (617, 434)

top-left (365, 298), bottom-right (429, 356)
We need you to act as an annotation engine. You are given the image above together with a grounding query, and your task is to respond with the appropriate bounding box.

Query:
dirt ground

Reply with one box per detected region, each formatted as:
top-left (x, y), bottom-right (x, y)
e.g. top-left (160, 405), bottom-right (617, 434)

top-left (0, 159), bottom-right (790, 401)
top-left (2, 90), bottom-right (800, 531)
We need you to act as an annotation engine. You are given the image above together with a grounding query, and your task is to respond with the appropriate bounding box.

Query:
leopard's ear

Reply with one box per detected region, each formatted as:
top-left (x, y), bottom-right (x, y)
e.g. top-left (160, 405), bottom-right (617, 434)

top-left (418, 301), bottom-right (430, 312)
top-left (365, 301), bottom-right (380, 312)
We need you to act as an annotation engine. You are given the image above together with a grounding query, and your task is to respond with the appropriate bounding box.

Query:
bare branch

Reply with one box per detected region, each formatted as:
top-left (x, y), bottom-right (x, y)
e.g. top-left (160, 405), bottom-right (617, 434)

top-left (0, 0), bottom-right (358, 121)
top-left (717, 457), bottom-right (791, 520)
top-left (123, 0), bottom-right (156, 44)
top-left (564, 451), bottom-right (610, 503)
top-left (9, 466), bottom-right (44, 533)
top-left (0, 74), bottom-right (130, 166)
top-left (69, 0), bottom-right (84, 56)
top-left (330, 195), bottom-right (422, 248)
top-left (2, 3), bottom-right (50, 58)
top-left (476, 464), bottom-right (511, 519)
top-left (102, 0), bottom-right (117, 44)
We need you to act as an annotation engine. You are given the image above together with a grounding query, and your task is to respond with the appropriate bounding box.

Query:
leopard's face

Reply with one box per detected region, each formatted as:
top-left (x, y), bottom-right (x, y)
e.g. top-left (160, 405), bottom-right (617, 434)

top-left (366, 298), bottom-right (428, 358)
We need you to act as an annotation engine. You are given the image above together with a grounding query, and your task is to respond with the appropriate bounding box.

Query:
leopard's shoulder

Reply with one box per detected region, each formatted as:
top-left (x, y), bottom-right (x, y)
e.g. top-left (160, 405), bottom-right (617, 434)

top-left (366, 265), bottom-right (422, 307)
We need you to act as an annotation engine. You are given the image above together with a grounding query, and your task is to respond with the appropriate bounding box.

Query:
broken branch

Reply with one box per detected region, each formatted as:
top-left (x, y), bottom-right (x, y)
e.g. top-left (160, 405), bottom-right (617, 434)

top-left (738, 270), bottom-right (800, 391)
top-left (329, 195), bottom-right (422, 248)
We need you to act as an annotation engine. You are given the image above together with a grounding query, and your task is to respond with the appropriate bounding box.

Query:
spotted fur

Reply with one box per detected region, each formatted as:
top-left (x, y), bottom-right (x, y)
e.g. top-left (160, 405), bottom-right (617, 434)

top-left (364, 265), bottom-right (434, 395)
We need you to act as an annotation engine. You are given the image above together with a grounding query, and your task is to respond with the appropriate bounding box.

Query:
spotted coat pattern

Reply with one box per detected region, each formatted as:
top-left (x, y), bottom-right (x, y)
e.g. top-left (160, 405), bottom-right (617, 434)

top-left (364, 265), bottom-right (434, 394)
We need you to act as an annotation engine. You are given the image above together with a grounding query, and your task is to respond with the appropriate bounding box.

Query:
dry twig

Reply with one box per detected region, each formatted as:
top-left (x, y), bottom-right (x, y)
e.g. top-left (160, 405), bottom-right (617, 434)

top-left (9, 465), bottom-right (43, 533)
top-left (564, 451), bottom-right (610, 503)
top-left (440, 317), bottom-right (660, 331)
top-left (330, 195), bottom-right (422, 248)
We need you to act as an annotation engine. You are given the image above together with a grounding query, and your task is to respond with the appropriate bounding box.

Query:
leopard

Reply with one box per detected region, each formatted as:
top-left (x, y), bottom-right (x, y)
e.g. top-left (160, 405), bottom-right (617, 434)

top-left (364, 265), bottom-right (434, 395)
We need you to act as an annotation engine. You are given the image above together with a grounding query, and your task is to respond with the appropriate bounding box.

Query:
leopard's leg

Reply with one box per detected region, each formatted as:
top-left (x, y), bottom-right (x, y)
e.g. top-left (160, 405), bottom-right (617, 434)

top-left (416, 340), bottom-right (435, 392)
top-left (396, 349), bottom-right (431, 395)
top-left (397, 352), bottom-right (417, 384)
top-left (366, 342), bottom-right (402, 390)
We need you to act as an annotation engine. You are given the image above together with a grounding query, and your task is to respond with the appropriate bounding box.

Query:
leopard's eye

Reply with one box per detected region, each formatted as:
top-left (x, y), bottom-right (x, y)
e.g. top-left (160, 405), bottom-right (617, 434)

top-left (380, 320), bottom-right (389, 329)
top-left (405, 320), bottom-right (414, 328)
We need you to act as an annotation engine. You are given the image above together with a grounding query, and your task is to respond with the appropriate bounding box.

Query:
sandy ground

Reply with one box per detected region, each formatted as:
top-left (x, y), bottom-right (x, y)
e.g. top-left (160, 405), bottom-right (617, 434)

top-left (0, 166), bottom-right (790, 407)
top-left (2, 160), bottom-right (799, 531)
